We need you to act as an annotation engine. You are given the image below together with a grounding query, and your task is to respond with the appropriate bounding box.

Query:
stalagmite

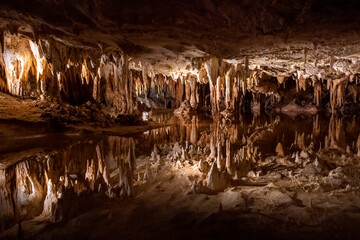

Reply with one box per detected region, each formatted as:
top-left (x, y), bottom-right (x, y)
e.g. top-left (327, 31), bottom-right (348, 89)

top-left (295, 152), bottom-right (300, 164)
top-left (206, 161), bottom-right (229, 192)
top-left (275, 142), bottom-right (285, 156)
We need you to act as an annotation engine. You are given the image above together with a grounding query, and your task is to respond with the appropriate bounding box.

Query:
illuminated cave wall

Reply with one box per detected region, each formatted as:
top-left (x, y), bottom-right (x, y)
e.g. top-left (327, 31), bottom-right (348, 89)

top-left (2, 32), bottom-right (360, 116)
top-left (0, 32), bottom-right (182, 113)
top-left (172, 56), bottom-right (360, 115)
top-left (0, 33), bottom-right (137, 114)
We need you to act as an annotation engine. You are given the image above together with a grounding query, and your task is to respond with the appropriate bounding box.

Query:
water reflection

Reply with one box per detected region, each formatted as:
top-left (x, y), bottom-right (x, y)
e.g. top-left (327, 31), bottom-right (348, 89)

top-left (0, 136), bottom-right (136, 230)
top-left (1, 113), bottom-right (360, 235)
top-left (139, 113), bottom-right (360, 158)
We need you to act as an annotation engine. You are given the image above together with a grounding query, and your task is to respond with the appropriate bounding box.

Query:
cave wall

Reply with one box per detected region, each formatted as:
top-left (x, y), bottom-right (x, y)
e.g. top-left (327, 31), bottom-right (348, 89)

top-left (0, 32), bottom-right (137, 115)
top-left (1, 32), bottom-right (360, 117)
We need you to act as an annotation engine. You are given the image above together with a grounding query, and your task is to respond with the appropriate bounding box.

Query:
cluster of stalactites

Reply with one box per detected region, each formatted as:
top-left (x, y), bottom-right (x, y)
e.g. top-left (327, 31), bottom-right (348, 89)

top-left (135, 71), bottom-right (175, 98)
top-left (294, 71), bottom-right (325, 107)
top-left (0, 32), bottom-right (136, 114)
top-left (295, 70), bottom-right (360, 111)
top-left (137, 62), bottom-right (205, 109)
top-left (169, 56), bottom-right (282, 113)
top-left (200, 56), bottom-right (360, 114)
top-left (201, 57), bottom-right (245, 112)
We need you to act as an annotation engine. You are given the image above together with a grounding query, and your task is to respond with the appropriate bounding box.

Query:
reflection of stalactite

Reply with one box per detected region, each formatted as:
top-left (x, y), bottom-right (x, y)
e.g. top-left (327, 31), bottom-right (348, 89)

top-left (15, 161), bottom-right (44, 218)
top-left (326, 114), bottom-right (345, 149)
top-left (108, 136), bottom-right (135, 196)
top-left (0, 169), bottom-right (14, 229)
top-left (294, 132), bottom-right (307, 151)
top-left (312, 114), bottom-right (320, 138)
top-left (348, 84), bottom-right (359, 103)
top-left (0, 136), bottom-right (136, 229)
top-left (42, 172), bottom-right (58, 221)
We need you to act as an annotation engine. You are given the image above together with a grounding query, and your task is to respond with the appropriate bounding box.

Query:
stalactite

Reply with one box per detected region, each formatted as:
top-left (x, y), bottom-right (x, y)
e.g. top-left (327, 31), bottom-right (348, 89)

top-left (189, 77), bottom-right (198, 108)
top-left (216, 141), bottom-right (224, 171)
top-left (225, 66), bottom-right (234, 110)
top-left (190, 116), bottom-right (198, 144)
top-left (329, 77), bottom-right (347, 112)
top-left (4, 32), bottom-right (360, 117)
top-left (297, 75), bottom-right (307, 92)
top-left (204, 57), bottom-right (220, 114)
top-left (3, 33), bottom-right (34, 96)
top-left (313, 77), bottom-right (322, 106)
top-left (216, 76), bottom-right (221, 112)
top-left (277, 76), bottom-right (285, 84)
top-left (210, 134), bottom-right (216, 159)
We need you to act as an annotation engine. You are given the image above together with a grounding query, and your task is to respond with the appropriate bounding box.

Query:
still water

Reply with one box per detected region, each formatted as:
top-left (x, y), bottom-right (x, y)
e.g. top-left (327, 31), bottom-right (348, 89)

top-left (1, 113), bottom-right (360, 239)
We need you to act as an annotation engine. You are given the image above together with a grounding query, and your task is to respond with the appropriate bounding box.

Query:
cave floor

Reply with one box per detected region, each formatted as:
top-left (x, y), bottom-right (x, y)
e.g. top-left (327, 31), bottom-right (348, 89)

top-left (0, 92), bottom-right (43, 122)
top-left (1, 102), bottom-right (360, 240)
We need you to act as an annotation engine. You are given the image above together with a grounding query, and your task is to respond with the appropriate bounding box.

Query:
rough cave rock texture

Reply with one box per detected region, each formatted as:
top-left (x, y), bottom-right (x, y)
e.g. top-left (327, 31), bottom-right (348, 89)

top-left (1, 0), bottom-right (360, 115)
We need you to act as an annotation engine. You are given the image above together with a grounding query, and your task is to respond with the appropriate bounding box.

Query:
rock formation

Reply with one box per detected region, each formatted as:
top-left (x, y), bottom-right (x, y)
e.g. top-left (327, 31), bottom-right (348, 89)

top-left (1, 1), bottom-right (360, 239)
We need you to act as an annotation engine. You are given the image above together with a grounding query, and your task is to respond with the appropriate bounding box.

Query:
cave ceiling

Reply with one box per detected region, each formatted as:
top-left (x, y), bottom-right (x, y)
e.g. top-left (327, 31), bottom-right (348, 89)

top-left (1, 0), bottom-right (360, 76)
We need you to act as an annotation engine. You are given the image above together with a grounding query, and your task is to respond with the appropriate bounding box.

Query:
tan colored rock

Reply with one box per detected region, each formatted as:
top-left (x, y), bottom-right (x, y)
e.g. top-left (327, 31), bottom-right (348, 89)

top-left (275, 142), bottom-right (285, 156)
